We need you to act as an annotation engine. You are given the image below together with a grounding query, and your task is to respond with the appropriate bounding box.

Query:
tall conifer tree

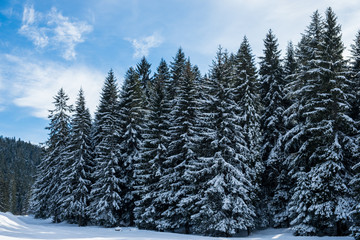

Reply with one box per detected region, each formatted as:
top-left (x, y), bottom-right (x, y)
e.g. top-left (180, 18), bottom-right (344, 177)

top-left (134, 59), bottom-right (170, 229)
top-left (349, 30), bottom-right (360, 240)
top-left (288, 9), bottom-right (356, 235)
top-left (156, 59), bottom-right (200, 233)
top-left (233, 37), bottom-right (264, 228)
top-left (118, 67), bottom-right (144, 226)
top-left (89, 70), bottom-right (123, 227)
top-left (191, 47), bottom-right (255, 236)
top-left (258, 30), bottom-right (285, 227)
top-left (60, 89), bottom-right (93, 226)
top-left (31, 88), bottom-right (72, 222)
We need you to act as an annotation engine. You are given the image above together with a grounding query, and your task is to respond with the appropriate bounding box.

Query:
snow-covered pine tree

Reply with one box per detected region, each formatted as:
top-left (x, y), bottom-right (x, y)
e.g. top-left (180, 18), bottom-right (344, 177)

top-left (136, 56), bottom-right (152, 108)
top-left (60, 89), bottom-right (93, 226)
top-left (190, 47), bottom-right (255, 236)
top-left (118, 67), bottom-right (143, 226)
top-left (259, 29), bottom-right (285, 164)
top-left (30, 88), bottom-right (72, 222)
top-left (349, 30), bottom-right (360, 240)
top-left (168, 48), bottom-right (186, 101)
top-left (89, 70), bottom-right (123, 227)
top-left (233, 37), bottom-right (264, 228)
top-left (288, 9), bottom-right (357, 236)
top-left (283, 41), bottom-right (298, 87)
top-left (134, 59), bottom-right (170, 230)
top-left (156, 59), bottom-right (200, 234)
top-left (350, 30), bottom-right (360, 125)
top-left (258, 30), bottom-right (285, 227)
top-left (268, 41), bottom-right (298, 228)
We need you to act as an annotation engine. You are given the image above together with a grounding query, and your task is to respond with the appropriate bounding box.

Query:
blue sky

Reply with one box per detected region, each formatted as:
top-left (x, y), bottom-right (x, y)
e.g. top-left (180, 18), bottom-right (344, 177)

top-left (0, 0), bottom-right (360, 144)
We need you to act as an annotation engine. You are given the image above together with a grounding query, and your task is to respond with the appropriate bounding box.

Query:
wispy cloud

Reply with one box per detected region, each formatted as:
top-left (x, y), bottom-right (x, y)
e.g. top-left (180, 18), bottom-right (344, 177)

top-left (0, 54), bottom-right (104, 118)
top-left (126, 32), bottom-right (163, 58)
top-left (19, 5), bottom-right (92, 60)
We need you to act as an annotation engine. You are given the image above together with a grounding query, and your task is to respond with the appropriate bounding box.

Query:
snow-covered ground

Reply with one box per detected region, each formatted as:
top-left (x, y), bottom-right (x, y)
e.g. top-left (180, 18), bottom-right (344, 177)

top-left (0, 212), bottom-right (354, 240)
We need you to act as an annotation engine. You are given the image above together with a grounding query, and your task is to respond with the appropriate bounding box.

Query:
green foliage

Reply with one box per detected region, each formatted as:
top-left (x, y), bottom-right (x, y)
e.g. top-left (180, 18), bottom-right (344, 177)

top-left (0, 136), bottom-right (42, 214)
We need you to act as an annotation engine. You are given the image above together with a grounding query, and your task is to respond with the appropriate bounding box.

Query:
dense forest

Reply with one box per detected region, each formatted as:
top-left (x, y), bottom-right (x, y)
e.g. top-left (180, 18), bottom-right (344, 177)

top-left (0, 136), bottom-right (42, 214)
top-left (29, 7), bottom-right (360, 239)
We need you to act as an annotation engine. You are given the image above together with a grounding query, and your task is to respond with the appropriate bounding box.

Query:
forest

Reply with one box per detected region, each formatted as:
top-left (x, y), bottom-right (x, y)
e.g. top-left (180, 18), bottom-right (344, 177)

top-left (0, 136), bottom-right (42, 214)
top-left (27, 7), bottom-right (360, 239)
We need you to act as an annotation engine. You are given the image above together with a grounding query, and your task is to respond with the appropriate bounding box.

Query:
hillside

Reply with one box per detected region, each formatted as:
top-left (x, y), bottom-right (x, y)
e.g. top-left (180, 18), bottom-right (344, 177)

top-left (0, 136), bottom-right (42, 214)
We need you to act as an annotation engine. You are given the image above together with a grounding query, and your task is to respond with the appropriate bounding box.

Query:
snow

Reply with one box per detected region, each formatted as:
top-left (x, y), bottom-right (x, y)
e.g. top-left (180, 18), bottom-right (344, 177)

top-left (0, 212), bottom-right (354, 240)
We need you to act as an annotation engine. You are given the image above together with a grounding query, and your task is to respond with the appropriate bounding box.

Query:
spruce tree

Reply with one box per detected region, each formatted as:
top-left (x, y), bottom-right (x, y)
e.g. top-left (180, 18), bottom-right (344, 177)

top-left (349, 30), bottom-right (360, 240)
top-left (288, 9), bottom-right (356, 236)
top-left (118, 67), bottom-right (144, 226)
top-left (168, 48), bottom-right (186, 100)
top-left (191, 47), bottom-right (255, 236)
top-left (31, 88), bottom-right (72, 222)
top-left (258, 30), bottom-right (285, 227)
top-left (156, 59), bottom-right (200, 233)
top-left (233, 37), bottom-right (264, 228)
top-left (136, 56), bottom-right (152, 108)
top-left (259, 29), bottom-right (284, 163)
top-left (350, 30), bottom-right (360, 124)
top-left (60, 89), bottom-right (93, 226)
top-left (134, 59), bottom-right (170, 229)
top-left (89, 70), bottom-right (123, 227)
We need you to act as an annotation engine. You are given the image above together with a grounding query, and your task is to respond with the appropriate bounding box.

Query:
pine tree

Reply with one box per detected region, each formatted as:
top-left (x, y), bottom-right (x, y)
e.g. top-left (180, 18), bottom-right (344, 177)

top-left (60, 89), bottom-right (93, 226)
top-left (283, 41), bottom-right (298, 85)
top-left (349, 30), bottom-right (360, 240)
top-left (258, 30), bottom-right (285, 227)
top-left (288, 9), bottom-right (356, 236)
top-left (350, 30), bottom-right (360, 124)
top-left (259, 29), bottom-right (285, 163)
top-left (118, 67), bottom-right (144, 226)
top-left (168, 48), bottom-right (186, 100)
top-left (266, 41), bottom-right (298, 228)
top-left (156, 59), bottom-right (200, 233)
top-left (134, 59), bottom-right (170, 229)
top-left (0, 171), bottom-right (8, 212)
top-left (233, 37), bottom-right (264, 228)
top-left (136, 56), bottom-right (152, 108)
top-left (89, 70), bottom-right (123, 227)
top-left (191, 47), bottom-right (255, 236)
top-left (31, 88), bottom-right (72, 222)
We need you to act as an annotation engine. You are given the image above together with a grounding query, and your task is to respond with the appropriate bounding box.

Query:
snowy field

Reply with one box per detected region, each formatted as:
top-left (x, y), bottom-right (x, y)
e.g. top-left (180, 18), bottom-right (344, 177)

top-left (0, 212), bottom-right (354, 240)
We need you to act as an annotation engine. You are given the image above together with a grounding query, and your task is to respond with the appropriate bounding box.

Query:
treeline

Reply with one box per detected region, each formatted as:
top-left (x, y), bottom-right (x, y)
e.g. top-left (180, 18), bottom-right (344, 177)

top-left (31, 8), bottom-right (360, 238)
top-left (0, 136), bottom-right (42, 214)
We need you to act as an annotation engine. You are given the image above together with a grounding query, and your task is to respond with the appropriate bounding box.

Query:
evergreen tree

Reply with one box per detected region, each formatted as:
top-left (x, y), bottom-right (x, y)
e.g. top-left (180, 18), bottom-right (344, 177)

top-left (283, 41), bottom-right (298, 85)
top-left (349, 30), bottom-right (360, 240)
top-left (136, 56), bottom-right (152, 107)
top-left (118, 67), bottom-right (144, 226)
top-left (258, 30), bottom-right (285, 227)
top-left (350, 30), bottom-right (360, 124)
top-left (233, 37), bottom-right (264, 228)
top-left (0, 171), bottom-right (7, 212)
top-left (89, 70), bottom-right (123, 227)
top-left (191, 47), bottom-right (255, 236)
top-left (288, 9), bottom-right (356, 236)
top-left (134, 59), bottom-right (170, 229)
top-left (168, 48), bottom-right (186, 100)
top-left (60, 89), bottom-right (93, 226)
top-left (156, 59), bottom-right (200, 233)
top-left (31, 88), bottom-right (72, 222)
top-left (259, 29), bottom-right (285, 163)
top-left (0, 137), bottom-right (41, 214)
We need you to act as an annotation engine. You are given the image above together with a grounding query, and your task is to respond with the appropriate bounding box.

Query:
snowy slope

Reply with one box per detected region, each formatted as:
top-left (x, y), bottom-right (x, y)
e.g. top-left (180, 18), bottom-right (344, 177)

top-left (0, 212), bottom-right (354, 240)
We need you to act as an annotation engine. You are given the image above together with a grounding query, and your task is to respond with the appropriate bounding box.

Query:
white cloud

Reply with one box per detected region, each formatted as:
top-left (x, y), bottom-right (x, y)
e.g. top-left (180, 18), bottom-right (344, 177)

top-left (126, 33), bottom-right (163, 58)
top-left (179, 0), bottom-right (360, 62)
top-left (0, 54), bottom-right (104, 119)
top-left (19, 5), bottom-right (92, 60)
